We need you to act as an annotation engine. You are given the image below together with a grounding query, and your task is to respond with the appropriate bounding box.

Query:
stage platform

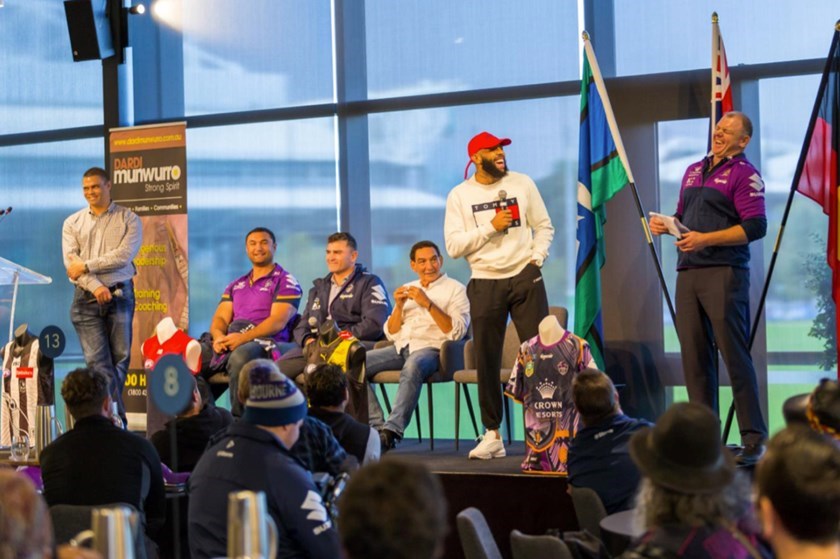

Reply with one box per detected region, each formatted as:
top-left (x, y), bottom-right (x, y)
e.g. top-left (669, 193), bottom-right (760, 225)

top-left (386, 439), bottom-right (578, 559)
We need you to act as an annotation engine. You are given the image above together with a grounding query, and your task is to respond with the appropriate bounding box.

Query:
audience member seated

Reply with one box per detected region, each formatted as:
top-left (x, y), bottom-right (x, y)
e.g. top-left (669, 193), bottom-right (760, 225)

top-left (151, 375), bottom-right (229, 559)
top-left (238, 359), bottom-right (356, 476)
top-left (0, 468), bottom-right (52, 558)
top-left (806, 377), bottom-right (840, 441)
top-left (567, 368), bottom-right (651, 514)
top-left (199, 227), bottom-right (303, 415)
top-left (0, 469), bottom-right (102, 559)
top-left (40, 368), bottom-right (166, 556)
top-left (617, 402), bottom-right (772, 559)
top-left (339, 459), bottom-right (447, 559)
top-left (755, 425), bottom-right (840, 559)
top-left (306, 363), bottom-right (381, 464)
top-left (365, 240), bottom-right (470, 450)
top-left (150, 376), bottom-right (233, 472)
top-left (188, 362), bottom-right (340, 559)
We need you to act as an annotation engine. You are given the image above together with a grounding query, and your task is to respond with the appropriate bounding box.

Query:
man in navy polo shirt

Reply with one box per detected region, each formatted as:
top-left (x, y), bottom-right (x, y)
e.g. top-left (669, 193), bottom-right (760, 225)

top-left (649, 111), bottom-right (768, 465)
top-left (568, 369), bottom-right (650, 514)
top-left (203, 227), bottom-right (302, 415)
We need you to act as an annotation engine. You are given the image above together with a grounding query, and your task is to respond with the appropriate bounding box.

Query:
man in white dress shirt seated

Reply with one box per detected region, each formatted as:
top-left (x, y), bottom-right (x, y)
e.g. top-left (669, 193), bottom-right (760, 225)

top-left (365, 240), bottom-right (470, 451)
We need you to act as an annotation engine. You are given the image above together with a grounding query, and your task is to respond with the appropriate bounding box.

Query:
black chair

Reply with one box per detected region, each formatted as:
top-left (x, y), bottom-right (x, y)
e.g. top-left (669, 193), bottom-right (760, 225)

top-left (456, 507), bottom-right (503, 559)
top-left (49, 503), bottom-right (149, 559)
top-left (568, 485), bottom-right (607, 539)
top-left (368, 338), bottom-right (466, 450)
top-left (510, 529), bottom-right (574, 559)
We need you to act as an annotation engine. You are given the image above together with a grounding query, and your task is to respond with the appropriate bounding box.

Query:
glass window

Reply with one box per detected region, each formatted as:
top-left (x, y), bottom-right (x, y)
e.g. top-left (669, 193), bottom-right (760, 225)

top-left (615, 0), bottom-right (838, 76)
top-left (368, 98), bottom-right (579, 309)
top-left (0, 139), bottom-right (105, 355)
top-left (178, 0), bottom-right (334, 115)
top-left (0, 1), bottom-right (103, 134)
top-left (365, 0), bottom-right (580, 99)
top-left (760, 75), bottom-right (829, 356)
top-left (185, 119), bottom-right (339, 334)
top-left (656, 118), bottom-right (707, 352)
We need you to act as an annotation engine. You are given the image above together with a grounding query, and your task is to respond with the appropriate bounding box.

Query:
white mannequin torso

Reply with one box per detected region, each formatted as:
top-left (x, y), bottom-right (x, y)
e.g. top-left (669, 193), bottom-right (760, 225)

top-left (538, 315), bottom-right (566, 346)
top-left (537, 314), bottom-right (597, 368)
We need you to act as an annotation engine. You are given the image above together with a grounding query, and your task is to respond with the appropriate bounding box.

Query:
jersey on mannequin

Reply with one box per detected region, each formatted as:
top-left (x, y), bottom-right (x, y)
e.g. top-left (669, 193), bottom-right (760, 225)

top-left (142, 316), bottom-right (201, 373)
top-left (537, 315), bottom-right (597, 369)
top-left (1, 323), bottom-right (55, 446)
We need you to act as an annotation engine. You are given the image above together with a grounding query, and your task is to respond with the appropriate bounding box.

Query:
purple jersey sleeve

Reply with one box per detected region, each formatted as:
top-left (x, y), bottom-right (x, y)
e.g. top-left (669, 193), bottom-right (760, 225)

top-left (731, 161), bottom-right (766, 221)
top-left (275, 272), bottom-right (303, 308)
top-left (220, 278), bottom-right (237, 303)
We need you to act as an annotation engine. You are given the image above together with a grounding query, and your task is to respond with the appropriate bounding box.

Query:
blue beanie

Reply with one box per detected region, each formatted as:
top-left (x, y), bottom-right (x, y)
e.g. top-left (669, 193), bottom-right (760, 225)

top-left (242, 367), bottom-right (307, 427)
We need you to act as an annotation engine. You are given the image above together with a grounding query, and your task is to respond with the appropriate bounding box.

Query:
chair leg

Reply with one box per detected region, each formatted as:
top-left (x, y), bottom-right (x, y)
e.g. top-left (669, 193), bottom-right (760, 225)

top-left (427, 381), bottom-right (434, 451)
top-left (463, 385), bottom-right (479, 438)
top-left (414, 405), bottom-right (422, 443)
top-left (379, 384), bottom-right (392, 415)
top-left (502, 386), bottom-right (512, 445)
top-left (455, 383), bottom-right (461, 451)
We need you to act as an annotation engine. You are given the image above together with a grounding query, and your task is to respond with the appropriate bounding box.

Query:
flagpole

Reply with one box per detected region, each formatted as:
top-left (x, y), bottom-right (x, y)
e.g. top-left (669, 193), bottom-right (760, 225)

top-left (721, 23), bottom-right (840, 442)
top-left (583, 33), bottom-right (678, 327)
top-left (711, 12), bottom-right (719, 149)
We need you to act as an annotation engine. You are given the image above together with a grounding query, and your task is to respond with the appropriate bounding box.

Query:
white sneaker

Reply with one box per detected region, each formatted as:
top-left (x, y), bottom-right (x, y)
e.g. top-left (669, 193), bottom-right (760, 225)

top-left (468, 430), bottom-right (506, 460)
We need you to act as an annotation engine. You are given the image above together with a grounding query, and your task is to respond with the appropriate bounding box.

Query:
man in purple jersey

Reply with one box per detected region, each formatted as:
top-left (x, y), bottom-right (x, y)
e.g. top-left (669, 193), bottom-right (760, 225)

top-left (202, 227), bottom-right (303, 415)
top-left (649, 111), bottom-right (768, 465)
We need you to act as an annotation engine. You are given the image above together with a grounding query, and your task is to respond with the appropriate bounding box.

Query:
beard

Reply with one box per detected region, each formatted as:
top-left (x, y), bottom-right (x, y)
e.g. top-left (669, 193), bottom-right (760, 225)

top-left (480, 157), bottom-right (508, 179)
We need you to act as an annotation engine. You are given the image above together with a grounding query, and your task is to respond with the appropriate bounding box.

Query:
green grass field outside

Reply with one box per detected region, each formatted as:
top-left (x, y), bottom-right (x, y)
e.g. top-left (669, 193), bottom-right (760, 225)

top-left (665, 320), bottom-right (824, 353)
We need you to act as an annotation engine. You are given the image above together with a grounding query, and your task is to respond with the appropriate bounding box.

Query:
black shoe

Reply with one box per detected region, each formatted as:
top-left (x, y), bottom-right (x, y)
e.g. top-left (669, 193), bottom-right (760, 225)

top-left (379, 429), bottom-right (399, 453)
top-left (736, 443), bottom-right (765, 467)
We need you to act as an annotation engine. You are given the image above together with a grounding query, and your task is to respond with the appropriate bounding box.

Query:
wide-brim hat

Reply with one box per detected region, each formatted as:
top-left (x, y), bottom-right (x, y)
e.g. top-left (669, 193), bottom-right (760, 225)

top-left (464, 131), bottom-right (511, 178)
top-left (629, 402), bottom-right (735, 494)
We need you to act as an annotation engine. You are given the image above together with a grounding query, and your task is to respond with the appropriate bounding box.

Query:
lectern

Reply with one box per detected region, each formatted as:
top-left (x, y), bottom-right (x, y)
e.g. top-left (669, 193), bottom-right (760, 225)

top-left (0, 256), bottom-right (51, 344)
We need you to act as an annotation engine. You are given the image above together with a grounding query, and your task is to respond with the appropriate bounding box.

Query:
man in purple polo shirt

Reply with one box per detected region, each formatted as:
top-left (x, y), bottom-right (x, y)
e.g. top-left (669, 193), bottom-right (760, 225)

top-left (649, 111), bottom-right (768, 465)
top-left (203, 227), bottom-right (302, 415)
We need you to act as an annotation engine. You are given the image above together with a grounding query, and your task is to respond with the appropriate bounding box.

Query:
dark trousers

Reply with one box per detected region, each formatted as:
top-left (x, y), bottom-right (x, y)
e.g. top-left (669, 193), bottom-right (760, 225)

top-left (467, 263), bottom-right (549, 431)
top-left (675, 266), bottom-right (767, 445)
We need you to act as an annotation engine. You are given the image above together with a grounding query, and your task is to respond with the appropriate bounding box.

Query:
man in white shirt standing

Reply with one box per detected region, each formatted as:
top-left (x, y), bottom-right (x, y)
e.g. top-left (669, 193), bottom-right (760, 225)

top-left (366, 240), bottom-right (470, 451)
top-left (444, 132), bottom-right (554, 459)
top-left (62, 166), bottom-right (141, 425)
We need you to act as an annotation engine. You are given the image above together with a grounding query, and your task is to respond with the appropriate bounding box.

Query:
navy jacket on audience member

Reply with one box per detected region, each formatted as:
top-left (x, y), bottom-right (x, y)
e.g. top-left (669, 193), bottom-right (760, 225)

top-left (567, 413), bottom-right (652, 514)
top-left (309, 407), bottom-right (373, 465)
top-left (188, 421), bottom-right (340, 559)
top-left (150, 404), bottom-right (233, 472)
top-left (291, 415), bottom-right (355, 476)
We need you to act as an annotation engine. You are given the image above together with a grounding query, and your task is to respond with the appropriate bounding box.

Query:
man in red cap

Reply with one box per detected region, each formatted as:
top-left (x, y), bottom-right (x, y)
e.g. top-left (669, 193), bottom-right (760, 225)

top-left (444, 131), bottom-right (554, 460)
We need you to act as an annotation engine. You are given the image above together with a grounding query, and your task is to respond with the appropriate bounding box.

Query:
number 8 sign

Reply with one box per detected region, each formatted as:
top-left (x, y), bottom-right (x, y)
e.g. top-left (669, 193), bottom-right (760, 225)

top-left (149, 354), bottom-right (193, 415)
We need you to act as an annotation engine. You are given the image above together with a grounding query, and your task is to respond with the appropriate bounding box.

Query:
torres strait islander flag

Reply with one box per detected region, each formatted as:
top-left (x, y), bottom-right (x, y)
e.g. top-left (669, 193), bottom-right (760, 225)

top-left (575, 34), bottom-right (633, 370)
top-left (795, 23), bottom-right (840, 376)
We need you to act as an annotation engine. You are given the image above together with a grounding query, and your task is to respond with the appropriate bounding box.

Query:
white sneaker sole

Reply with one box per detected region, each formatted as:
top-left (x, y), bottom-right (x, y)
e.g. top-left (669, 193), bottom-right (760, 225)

top-left (468, 445), bottom-right (506, 460)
